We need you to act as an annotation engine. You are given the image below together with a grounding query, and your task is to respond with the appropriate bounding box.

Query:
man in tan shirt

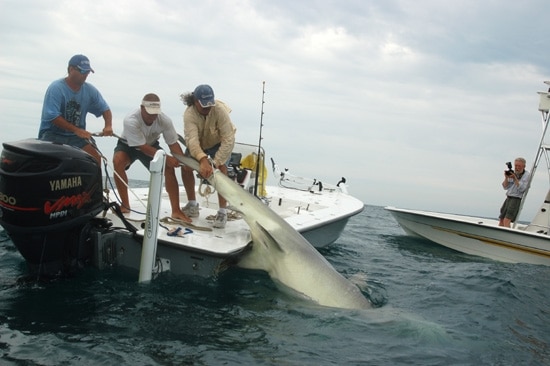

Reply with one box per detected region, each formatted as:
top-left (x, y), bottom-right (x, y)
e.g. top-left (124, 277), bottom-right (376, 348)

top-left (180, 84), bottom-right (236, 228)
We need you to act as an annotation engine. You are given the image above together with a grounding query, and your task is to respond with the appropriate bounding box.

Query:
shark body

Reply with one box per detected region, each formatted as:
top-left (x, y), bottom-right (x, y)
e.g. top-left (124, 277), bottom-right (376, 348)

top-left (174, 154), bottom-right (371, 309)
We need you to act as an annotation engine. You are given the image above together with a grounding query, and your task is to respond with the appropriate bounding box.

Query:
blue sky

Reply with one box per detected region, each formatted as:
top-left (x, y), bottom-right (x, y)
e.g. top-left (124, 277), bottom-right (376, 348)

top-left (0, 0), bottom-right (548, 220)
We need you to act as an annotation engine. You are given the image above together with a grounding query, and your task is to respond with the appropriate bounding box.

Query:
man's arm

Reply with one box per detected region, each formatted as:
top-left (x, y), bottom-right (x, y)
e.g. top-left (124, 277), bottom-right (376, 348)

top-left (102, 109), bottom-right (113, 136)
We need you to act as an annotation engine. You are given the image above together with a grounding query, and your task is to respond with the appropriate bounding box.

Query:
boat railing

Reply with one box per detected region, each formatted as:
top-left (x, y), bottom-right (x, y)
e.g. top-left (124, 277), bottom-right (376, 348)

top-left (269, 157), bottom-right (349, 194)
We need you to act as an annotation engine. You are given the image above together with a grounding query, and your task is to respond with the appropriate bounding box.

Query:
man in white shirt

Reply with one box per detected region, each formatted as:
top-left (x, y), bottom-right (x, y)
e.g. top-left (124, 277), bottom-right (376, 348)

top-left (113, 93), bottom-right (191, 223)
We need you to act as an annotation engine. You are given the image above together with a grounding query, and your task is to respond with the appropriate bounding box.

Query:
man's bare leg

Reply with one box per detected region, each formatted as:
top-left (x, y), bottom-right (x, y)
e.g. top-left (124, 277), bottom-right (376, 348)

top-left (165, 167), bottom-right (191, 223)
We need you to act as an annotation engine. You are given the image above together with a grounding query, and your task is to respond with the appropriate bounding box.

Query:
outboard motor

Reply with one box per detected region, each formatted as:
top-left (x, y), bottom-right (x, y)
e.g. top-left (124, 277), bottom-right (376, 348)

top-left (0, 139), bottom-right (105, 277)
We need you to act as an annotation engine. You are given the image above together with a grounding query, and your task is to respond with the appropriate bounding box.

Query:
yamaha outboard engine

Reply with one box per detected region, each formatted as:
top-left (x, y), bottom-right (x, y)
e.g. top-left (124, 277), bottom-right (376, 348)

top-left (0, 139), bottom-right (105, 277)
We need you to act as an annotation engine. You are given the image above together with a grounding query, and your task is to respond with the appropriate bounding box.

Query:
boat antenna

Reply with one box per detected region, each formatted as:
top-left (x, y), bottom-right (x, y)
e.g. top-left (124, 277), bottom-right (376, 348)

top-left (254, 81), bottom-right (266, 197)
top-left (514, 81), bottom-right (550, 227)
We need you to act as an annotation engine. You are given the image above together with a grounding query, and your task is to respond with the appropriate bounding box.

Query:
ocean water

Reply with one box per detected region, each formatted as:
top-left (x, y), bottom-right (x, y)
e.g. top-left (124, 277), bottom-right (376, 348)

top-left (0, 205), bottom-right (549, 365)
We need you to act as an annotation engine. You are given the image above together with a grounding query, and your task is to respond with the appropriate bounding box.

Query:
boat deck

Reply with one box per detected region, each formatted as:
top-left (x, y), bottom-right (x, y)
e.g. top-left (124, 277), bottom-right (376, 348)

top-left (100, 179), bottom-right (361, 249)
top-left (104, 182), bottom-right (364, 251)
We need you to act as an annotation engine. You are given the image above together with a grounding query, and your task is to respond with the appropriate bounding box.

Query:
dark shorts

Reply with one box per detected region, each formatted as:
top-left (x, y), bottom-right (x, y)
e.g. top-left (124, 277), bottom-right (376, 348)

top-left (499, 196), bottom-right (522, 221)
top-left (39, 131), bottom-right (91, 149)
top-left (185, 143), bottom-right (230, 166)
top-left (114, 139), bottom-right (162, 169)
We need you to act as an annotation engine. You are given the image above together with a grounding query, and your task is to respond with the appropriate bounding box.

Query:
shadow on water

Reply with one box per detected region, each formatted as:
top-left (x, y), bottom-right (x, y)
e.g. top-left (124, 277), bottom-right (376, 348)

top-left (384, 234), bottom-right (495, 264)
top-left (317, 244), bottom-right (388, 308)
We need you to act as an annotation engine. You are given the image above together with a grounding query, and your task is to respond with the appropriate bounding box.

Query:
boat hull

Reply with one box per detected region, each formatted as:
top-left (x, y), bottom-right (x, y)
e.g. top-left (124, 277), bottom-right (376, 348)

top-left (385, 207), bottom-right (550, 266)
top-left (265, 185), bottom-right (364, 248)
top-left (91, 230), bottom-right (250, 278)
top-left (300, 216), bottom-right (352, 247)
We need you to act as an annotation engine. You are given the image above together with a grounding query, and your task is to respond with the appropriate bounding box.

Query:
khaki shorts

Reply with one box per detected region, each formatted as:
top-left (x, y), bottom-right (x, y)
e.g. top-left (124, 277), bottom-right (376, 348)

top-left (499, 196), bottom-right (521, 221)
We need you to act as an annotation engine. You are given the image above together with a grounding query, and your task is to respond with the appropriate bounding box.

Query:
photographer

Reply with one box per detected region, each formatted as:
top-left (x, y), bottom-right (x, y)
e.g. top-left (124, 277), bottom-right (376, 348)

top-left (498, 157), bottom-right (530, 227)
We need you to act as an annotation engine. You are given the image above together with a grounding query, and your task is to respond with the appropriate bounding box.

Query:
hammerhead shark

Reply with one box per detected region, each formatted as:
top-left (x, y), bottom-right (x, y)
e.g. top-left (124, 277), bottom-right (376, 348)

top-left (174, 153), bottom-right (371, 310)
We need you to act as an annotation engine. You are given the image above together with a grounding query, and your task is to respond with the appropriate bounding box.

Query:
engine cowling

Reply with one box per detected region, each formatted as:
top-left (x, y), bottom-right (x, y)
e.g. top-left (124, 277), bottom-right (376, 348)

top-left (0, 139), bottom-right (105, 276)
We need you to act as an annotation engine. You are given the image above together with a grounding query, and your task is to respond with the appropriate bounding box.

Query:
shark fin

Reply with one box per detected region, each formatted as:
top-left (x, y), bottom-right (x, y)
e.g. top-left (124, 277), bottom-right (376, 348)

top-left (254, 222), bottom-right (287, 254)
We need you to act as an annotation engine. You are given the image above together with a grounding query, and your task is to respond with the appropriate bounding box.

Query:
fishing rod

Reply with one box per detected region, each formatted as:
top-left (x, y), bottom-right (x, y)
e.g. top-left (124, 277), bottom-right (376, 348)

top-left (254, 81), bottom-right (266, 197)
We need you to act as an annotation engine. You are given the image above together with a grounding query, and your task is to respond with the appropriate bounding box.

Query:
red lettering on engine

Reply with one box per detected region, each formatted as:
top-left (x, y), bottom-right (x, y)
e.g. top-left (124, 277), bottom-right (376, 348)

top-left (44, 191), bottom-right (93, 214)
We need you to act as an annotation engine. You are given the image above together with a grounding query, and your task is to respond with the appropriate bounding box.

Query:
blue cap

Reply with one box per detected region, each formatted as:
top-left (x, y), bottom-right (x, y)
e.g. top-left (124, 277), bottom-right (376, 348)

top-left (193, 84), bottom-right (215, 107)
top-left (68, 54), bottom-right (95, 73)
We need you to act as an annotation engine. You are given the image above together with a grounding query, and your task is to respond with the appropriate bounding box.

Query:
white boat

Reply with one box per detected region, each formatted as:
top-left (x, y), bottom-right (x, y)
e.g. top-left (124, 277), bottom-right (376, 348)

top-left (0, 139), bottom-right (364, 278)
top-left (386, 81), bottom-right (550, 266)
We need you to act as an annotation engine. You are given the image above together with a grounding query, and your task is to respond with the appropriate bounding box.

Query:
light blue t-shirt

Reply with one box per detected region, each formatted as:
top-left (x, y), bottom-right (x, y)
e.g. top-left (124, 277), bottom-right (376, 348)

top-left (38, 78), bottom-right (109, 137)
top-left (505, 170), bottom-right (530, 198)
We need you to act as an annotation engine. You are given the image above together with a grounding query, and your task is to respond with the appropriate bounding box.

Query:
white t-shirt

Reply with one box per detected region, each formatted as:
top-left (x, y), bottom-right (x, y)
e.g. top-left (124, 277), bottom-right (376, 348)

top-left (121, 108), bottom-right (178, 147)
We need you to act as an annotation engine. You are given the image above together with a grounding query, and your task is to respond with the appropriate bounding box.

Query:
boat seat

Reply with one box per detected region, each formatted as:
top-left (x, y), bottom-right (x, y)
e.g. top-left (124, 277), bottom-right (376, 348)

top-left (227, 153), bottom-right (242, 181)
top-left (229, 152), bottom-right (242, 167)
top-left (226, 152), bottom-right (253, 190)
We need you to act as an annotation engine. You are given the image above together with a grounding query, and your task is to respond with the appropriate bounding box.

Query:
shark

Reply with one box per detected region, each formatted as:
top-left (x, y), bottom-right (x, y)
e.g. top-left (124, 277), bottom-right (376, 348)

top-left (174, 153), bottom-right (371, 310)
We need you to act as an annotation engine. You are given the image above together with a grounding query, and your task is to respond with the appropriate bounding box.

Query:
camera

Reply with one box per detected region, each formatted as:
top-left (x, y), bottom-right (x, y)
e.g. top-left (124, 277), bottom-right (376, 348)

top-left (505, 161), bottom-right (514, 176)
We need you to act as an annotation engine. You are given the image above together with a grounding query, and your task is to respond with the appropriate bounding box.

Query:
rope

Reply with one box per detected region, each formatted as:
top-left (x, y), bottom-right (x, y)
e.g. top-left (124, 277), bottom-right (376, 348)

top-left (204, 211), bottom-right (242, 222)
top-left (89, 133), bottom-right (148, 213)
top-left (198, 180), bottom-right (216, 208)
top-left (197, 157), bottom-right (218, 204)
top-left (159, 217), bottom-right (213, 231)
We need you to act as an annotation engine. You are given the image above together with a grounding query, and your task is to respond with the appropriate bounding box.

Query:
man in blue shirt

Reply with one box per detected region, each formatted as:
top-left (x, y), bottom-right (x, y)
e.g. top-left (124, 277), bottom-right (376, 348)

top-left (38, 54), bottom-right (112, 162)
